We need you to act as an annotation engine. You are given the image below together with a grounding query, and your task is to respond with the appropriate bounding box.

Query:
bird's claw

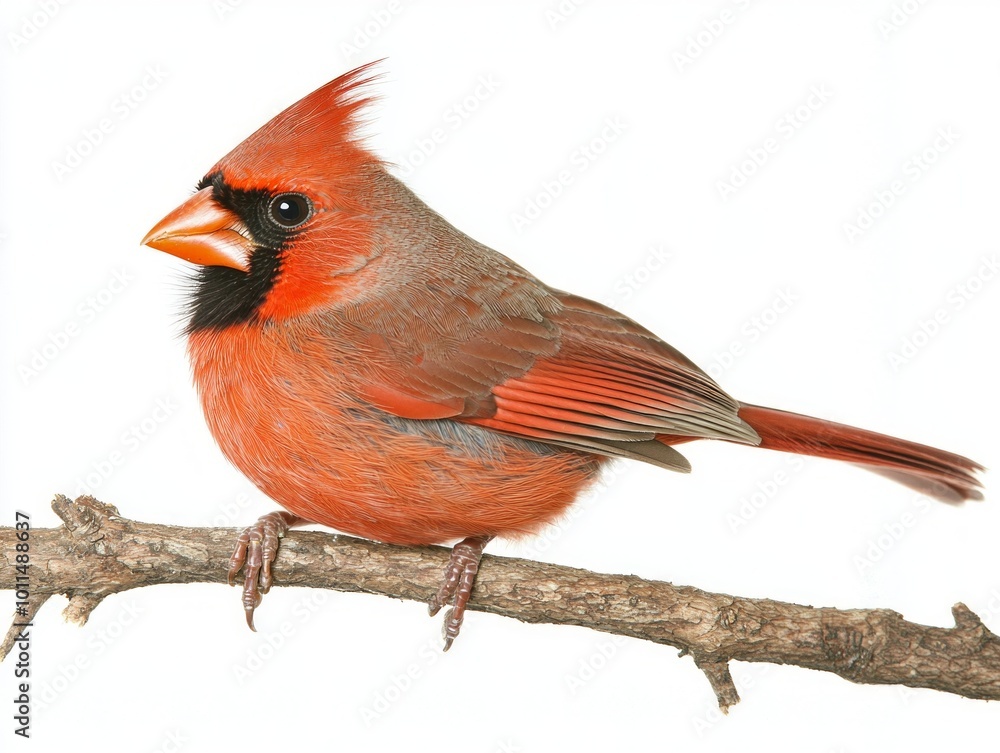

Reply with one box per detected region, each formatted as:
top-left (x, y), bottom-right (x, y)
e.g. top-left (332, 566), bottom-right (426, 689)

top-left (428, 535), bottom-right (493, 651)
top-left (227, 511), bottom-right (304, 631)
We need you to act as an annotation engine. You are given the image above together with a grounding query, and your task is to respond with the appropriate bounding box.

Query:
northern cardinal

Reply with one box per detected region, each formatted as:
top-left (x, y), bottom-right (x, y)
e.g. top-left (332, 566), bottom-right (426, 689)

top-left (143, 63), bottom-right (983, 648)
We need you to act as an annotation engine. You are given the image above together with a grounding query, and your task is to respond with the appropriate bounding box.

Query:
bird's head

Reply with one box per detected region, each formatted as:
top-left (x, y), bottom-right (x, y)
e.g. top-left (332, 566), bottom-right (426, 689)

top-left (142, 62), bottom-right (383, 330)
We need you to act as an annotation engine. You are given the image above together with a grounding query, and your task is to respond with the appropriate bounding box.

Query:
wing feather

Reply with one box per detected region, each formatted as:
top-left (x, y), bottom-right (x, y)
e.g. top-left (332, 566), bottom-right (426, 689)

top-left (326, 188), bottom-right (756, 468)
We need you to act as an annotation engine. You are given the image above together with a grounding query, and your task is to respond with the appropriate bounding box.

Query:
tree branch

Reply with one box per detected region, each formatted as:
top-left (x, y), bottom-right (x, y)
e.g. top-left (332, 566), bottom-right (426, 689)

top-left (2, 494), bottom-right (998, 710)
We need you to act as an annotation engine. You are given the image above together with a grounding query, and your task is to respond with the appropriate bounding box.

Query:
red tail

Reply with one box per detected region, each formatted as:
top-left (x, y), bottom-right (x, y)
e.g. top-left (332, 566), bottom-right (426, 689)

top-left (736, 403), bottom-right (984, 503)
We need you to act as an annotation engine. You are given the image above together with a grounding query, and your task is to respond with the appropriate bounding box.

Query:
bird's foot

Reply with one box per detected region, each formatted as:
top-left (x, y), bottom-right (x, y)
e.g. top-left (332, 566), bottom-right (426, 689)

top-left (227, 511), bottom-right (307, 631)
top-left (428, 535), bottom-right (494, 650)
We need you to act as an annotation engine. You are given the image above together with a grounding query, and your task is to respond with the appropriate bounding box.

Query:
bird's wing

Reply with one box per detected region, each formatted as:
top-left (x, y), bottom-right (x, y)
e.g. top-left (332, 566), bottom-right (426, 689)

top-left (333, 268), bottom-right (758, 472)
top-left (460, 291), bottom-right (759, 471)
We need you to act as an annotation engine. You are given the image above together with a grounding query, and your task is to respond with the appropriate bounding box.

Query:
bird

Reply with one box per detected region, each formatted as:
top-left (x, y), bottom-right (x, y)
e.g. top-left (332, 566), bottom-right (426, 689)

top-left (142, 62), bottom-right (983, 649)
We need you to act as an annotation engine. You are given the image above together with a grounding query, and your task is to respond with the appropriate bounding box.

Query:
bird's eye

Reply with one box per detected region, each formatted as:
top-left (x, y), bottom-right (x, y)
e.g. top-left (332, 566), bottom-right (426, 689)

top-left (267, 193), bottom-right (312, 229)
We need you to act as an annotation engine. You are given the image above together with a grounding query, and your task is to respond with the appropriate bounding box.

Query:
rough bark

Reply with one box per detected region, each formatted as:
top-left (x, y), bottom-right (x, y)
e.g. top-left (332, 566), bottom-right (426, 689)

top-left (2, 495), bottom-right (998, 710)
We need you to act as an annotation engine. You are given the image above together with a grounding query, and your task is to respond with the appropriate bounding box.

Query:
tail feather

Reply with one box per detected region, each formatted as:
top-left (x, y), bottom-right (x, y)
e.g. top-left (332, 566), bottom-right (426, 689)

top-left (735, 403), bottom-right (984, 503)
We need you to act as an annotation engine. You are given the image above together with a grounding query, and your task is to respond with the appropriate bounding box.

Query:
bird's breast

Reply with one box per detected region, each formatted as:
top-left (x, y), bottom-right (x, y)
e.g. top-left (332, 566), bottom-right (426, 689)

top-left (187, 324), bottom-right (603, 545)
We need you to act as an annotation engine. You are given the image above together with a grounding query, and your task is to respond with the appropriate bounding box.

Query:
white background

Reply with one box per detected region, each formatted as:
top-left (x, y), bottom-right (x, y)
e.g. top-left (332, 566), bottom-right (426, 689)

top-left (2, 1), bottom-right (999, 751)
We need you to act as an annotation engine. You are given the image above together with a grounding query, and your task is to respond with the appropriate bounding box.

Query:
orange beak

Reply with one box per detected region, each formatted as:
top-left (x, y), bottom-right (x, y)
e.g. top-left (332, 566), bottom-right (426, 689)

top-left (142, 187), bottom-right (254, 271)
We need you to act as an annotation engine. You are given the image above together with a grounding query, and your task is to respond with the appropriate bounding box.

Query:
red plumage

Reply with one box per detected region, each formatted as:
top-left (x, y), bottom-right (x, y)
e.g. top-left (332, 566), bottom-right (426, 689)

top-left (143, 64), bottom-right (983, 644)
